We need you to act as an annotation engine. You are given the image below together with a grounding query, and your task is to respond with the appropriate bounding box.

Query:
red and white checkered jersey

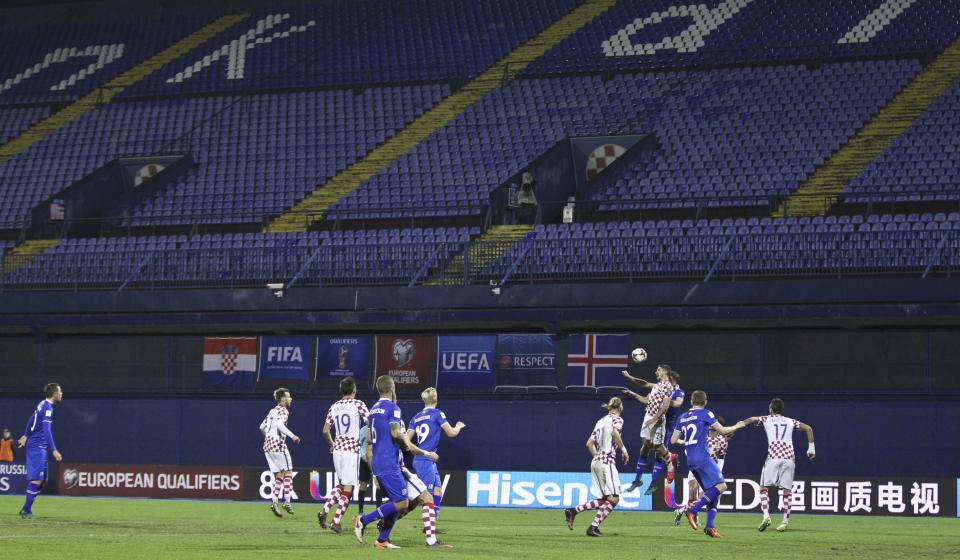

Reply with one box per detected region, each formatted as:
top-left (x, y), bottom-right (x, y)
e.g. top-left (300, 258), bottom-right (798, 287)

top-left (708, 432), bottom-right (729, 461)
top-left (644, 380), bottom-right (674, 417)
top-left (756, 415), bottom-right (801, 460)
top-left (591, 414), bottom-right (624, 465)
top-left (262, 405), bottom-right (290, 452)
top-left (325, 398), bottom-right (369, 453)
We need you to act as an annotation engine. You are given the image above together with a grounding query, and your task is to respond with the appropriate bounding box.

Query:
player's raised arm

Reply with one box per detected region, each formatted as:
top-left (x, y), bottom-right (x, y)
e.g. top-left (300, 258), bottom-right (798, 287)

top-left (621, 370), bottom-right (654, 388)
top-left (441, 421), bottom-right (466, 437)
top-left (740, 416), bottom-right (761, 426)
top-left (710, 420), bottom-right (745, 437)
top-left (799, 421), bottom-right (815, 459)
top-left (621, 388), bottom-right (648, 404)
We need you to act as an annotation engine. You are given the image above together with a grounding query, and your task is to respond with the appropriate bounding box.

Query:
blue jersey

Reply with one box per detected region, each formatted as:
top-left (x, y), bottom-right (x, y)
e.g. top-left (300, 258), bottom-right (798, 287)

top-left (368, 398), bottom-right (403, 473)
top-left (674, 407), bottom-right (718, 466)
top-left (409, 407), bottom-right (448, 455)
top-left (664, 386), bottom-right (685, 428)
top-left (23, 399), bottom-right (57, 452)
top-left (358, 425), bottom-right (369, 454)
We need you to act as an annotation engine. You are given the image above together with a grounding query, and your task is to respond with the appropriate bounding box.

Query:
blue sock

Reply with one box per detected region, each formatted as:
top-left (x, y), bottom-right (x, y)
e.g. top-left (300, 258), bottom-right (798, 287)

top-left (377, 512), bottom-right (398, 542)
top-left (634, 455), bottom-right (649, 479)
top-left (706, 508), bottom-right (717, 529)
top-left (649, 458), bottom-right (666, 485)
top-left (360, 501), bottom-right (398, 527)
top-left (690, 486), bottom-right (722, 514)
top-left (22, 482), bottom-right (40, 513)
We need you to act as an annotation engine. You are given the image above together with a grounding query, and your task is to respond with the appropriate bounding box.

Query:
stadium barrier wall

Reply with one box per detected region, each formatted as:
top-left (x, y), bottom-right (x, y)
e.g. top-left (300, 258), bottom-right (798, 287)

top-left (32, 464), bottom-right (957, 517)
top-left (1, 396), bottom-right (957, 480)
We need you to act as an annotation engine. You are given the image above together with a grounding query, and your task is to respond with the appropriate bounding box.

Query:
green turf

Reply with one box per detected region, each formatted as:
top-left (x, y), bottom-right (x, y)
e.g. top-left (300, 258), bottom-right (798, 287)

top-left (1, 496), bottom-right (958, 559)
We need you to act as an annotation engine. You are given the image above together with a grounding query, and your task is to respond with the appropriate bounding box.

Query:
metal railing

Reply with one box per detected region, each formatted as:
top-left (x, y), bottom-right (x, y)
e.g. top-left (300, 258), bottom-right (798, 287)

top-left (2, 228), bottom-right (956, 292)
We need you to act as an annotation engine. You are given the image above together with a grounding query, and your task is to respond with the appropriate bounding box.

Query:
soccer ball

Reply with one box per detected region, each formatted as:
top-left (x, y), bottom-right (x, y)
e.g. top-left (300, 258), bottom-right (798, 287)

top-left (630, 347), bottom-right (647, 363)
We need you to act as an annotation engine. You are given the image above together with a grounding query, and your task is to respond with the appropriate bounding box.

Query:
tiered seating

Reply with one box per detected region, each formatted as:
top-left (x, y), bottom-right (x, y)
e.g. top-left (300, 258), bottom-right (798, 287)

top-left (0, 97), bottom-right (232, 226)
top-left (124, 0), bottom-right (579, 95)
top-left (595, 61), bottom-right (920, 209)
top-left (846, 77), bottom-right (960, 203)
top-left (6, 226), bottom-right (479, 287)
top-left (479, 213), bottom-right (960, 281)
top-left (331, 60), bottom-right (917, 218)
top-left (0, 11), bottom-right (218, 103)
top-left (0, 86), bottom-right (446, 227)
top-left (0, 107), bottom-right (50, 144)
top-left (526, 0), bottom-right (960, 74)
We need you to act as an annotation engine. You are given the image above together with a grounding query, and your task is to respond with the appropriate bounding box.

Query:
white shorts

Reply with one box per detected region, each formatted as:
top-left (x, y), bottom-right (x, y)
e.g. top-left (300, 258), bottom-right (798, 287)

top-left (265, 450), bottom-right (292, 473)
top-left (333, 450), bottom-right (360, 487)
top-left (641, 414), bottom-right (665, 445)
top-left (761, 458), bottom-right (796, 489)
top-left (402, 467), bottom-right (428, 501)
top-left (591, 460), bottom-right (621, 497)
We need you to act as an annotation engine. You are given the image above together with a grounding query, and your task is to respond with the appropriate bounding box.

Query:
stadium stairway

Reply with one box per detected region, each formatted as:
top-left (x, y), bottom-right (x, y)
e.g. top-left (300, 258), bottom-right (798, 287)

top-left (777, 36), bottom-right (960, 216)
top-left (425, 224), bottom-right (533, 286)
top-left (0, 14), bottom-right (249, 164)
top-left (2, 239), bottom-right (59, 274)
top-left (267, 0), bottom-right (618, 233)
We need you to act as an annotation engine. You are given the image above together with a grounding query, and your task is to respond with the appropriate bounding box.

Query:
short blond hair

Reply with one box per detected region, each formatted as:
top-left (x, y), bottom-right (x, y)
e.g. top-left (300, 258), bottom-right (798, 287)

top-left (421, 387), bottom-right (438, 404)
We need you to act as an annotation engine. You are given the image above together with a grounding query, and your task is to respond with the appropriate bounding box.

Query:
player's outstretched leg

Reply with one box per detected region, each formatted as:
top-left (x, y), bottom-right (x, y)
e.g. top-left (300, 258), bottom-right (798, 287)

top-left (564, 508), bottom-right (576, 529)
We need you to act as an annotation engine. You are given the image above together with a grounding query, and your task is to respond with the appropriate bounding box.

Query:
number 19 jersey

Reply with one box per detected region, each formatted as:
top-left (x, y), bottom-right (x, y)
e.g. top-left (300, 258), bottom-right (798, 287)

top-left (324, 397), bottom-right (369, 453)
top-left (409, 407), bottom-right (448, 455)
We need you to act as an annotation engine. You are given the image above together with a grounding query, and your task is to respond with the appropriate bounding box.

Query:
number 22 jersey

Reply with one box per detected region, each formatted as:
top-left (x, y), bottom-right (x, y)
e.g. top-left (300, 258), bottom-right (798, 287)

top-left (674, 408), bottom-right (718, 466)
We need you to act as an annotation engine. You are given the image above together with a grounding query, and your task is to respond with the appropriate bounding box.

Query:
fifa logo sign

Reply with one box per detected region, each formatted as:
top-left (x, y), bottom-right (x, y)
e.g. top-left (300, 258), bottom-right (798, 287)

top-left (266, 346), bottom-right (303, 362)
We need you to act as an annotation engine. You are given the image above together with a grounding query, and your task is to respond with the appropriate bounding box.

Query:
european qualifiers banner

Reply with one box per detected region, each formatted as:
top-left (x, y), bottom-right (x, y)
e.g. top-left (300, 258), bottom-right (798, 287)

top-left (258, 336), bottom-right (314, 382)
top-left (655, 476), bottom-right (957, 517)
top-left (375, 335), bottom-right (436, 393)
top-left (495, 334), bottom-right (557, 387)
top-left (316, 335), bottom-right (372, 383)
top-left (59, 464), bottom-right (244, 499)
top-left (0, 463), bottom-right (29, 495)
top-left (436, 335), bottom-right (496, 392)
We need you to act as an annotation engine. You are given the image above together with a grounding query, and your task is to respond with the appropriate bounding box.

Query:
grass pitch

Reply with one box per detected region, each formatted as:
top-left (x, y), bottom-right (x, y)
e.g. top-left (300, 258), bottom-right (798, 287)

top-left (1, 496), bottom-right (958, 559)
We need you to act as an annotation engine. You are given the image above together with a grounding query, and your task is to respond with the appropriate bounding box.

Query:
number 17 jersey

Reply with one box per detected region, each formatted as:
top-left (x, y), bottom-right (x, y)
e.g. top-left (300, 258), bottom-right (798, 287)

top-left (674, 408), bottom-right (717, 466)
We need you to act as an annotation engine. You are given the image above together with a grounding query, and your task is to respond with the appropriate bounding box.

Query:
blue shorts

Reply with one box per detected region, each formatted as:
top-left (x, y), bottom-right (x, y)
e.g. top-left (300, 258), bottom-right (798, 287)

top-left (689, 459), bottom-right (724, 491)
top-left (412, 456), bottom-right (441, 493)
top-left (373, 466), bottom-right (407, 503)
top-left (26, 447), bottom-right (49, 482)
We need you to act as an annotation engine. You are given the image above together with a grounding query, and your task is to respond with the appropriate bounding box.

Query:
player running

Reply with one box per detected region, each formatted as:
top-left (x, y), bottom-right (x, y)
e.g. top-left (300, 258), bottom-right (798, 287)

top-left (17, 383), bottom-right (63, 519)
top-left (406, 387), bottom-right (466, 520)
top-left (260, 387), bottom-right (300, 517)
top-left (672, 390), bottom-right (744, 538)
top-left (319, 377), bottom-right (369, 533)
top-left (740, 398), bottom-right (815, 532)
top-left (353, 375), bottom-right (451, 549)
top-left (564, 397), bottom-right (629, 537)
